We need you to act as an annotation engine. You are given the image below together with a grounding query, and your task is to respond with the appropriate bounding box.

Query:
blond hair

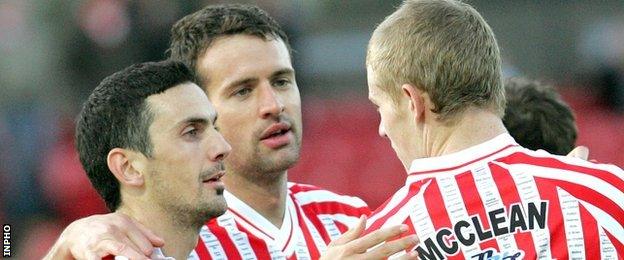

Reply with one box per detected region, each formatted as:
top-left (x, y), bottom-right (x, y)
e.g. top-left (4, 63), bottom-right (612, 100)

top-left (367, 0), bottom-right (505, 121)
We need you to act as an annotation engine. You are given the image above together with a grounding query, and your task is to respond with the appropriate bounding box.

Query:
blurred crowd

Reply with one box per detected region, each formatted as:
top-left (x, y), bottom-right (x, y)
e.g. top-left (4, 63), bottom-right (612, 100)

top-left (0, 0), bottom-right (622, 257)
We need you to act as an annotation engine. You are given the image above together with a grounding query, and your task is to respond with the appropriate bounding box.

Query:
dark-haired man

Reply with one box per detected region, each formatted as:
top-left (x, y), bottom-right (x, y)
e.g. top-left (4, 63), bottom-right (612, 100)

top-left (503, 77), bottom-right (578, 155)
top-left (65, 60), bottom-right (231, 259)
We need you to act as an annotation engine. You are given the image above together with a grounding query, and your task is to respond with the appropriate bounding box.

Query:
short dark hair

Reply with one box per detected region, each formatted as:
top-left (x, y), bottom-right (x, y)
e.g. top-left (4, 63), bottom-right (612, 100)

top-left (76, 60), bottom-right (195, 211)
top-left (503, 77), bottom-right (577, 155)
top-left (167, 4), bottom-right (291, 74)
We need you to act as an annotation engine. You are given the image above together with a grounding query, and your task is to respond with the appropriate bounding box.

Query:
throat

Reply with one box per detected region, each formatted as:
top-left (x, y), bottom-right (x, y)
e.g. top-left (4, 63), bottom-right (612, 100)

top-left (223, 172), bottom-right (288, 228)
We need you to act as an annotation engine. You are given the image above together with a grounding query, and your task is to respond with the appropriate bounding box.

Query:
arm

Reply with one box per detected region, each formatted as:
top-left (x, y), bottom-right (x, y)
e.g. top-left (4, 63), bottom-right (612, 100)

top-left (320, 216), bottom-right (419, 260)
top-left (43, 212), bottom-right (164, 260)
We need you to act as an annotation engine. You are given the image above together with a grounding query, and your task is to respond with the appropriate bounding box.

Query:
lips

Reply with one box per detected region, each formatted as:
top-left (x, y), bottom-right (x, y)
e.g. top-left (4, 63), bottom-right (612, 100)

top-left (202, 170), bottom-right (225, 183)
top-left (260, 122), bottom-right (292, 140)
top-left (259, 122), bottom-right (294, 149)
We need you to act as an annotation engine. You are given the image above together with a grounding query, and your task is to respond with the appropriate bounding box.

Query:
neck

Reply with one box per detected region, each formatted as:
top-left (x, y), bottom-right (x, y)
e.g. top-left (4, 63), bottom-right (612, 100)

top-left (222, 170), bottom-right (288, 227)
top-left (425, 108), bottom-right (507, 158)
top-left (116, 202), bottom-right (199, 259)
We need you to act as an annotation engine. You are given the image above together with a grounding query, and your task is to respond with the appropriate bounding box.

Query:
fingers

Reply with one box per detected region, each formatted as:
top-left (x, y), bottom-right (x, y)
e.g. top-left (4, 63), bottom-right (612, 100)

top-left (95, 240), bottom-right (149, 260)
top-left (567, 146), bottom-right (589, 160)
top-left (329, 215), bottom-right (367, 246)
top-left (349, 224), bottom-right (409, 253)
top-left (396, 250), bottom-right (420, 260)
top-left (364, 234), bottom-right (419, 259)
top-left (123, 218), bottom-right (161, 255)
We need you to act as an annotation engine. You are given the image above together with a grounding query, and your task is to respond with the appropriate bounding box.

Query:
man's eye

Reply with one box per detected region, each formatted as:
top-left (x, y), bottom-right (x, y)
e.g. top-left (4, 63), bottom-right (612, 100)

top-left (274, 79), bottom-right (291, 88)
top-left (235, 87), bottom-right (252, 97)
top-left (185, 129), bottom-right (198, 136)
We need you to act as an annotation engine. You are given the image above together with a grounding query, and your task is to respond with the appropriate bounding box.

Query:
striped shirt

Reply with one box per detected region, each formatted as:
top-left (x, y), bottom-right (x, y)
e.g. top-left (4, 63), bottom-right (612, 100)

top-left (366, 134), bottom-right (624, 259)
top-left (191, 182), bottom-right (371, 259)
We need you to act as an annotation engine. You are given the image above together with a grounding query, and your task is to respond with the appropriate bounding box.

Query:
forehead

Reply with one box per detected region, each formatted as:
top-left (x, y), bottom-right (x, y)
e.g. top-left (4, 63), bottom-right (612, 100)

top-left (146, 82), bottom-right (215, 123)
top-left (195, 34), bottom-right (292, 88)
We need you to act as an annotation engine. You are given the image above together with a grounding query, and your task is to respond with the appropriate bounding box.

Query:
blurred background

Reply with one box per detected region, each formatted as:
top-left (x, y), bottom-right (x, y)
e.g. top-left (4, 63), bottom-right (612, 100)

top-left (1, 0), bottom-right (623, 257)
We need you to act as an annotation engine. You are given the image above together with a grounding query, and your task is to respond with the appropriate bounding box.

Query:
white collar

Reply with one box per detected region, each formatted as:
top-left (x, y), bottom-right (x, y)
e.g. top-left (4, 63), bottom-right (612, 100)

top-left (408, 133), bottom-right (518, 176)
top-left (223, 190), bottom-right (296, 246)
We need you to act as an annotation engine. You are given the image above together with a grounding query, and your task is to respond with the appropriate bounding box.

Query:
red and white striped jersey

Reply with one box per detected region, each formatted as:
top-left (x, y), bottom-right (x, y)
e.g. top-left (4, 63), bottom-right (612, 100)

top-left (190, 182), bottom-right (371, 260)
top-left (366, 134), bottom-right (624, 259)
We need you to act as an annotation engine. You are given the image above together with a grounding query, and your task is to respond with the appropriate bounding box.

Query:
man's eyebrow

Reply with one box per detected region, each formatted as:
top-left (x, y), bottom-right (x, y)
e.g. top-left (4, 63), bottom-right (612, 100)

top-left (224, 77), bottom-right (258, 93)
top-left (270, 68), bottom-right (295, 79)
top-left (176, 116), bottom-right (209, 129)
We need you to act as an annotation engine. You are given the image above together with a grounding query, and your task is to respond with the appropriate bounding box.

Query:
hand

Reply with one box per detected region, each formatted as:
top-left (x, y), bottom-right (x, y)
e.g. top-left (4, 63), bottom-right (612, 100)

top-left (320, 215), bottom-right (420, 260)
top-left (43, 212), bottom-right (164, 260)
top-left (567, 146), bottom-right (589, 160)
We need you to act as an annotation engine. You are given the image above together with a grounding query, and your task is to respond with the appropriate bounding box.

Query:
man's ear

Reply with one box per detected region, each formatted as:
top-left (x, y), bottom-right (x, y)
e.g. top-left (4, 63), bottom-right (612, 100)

top-left (107, 148), bottom-right (145, 187)
top-left (401, 84), bottom-right (426, 122)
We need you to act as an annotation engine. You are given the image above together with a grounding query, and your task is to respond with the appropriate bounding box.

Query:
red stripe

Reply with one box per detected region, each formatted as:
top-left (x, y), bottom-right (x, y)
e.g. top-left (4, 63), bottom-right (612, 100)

top-left (206, 218), bottom-right (243, 260)
top-left (604, 229), bottom-right (624, 257)
top-left (578, 204), bottom-right (600, 259)
top-left (367, 181), bottom-right (425, 233)
top-left (455, 170), bottom-right (499, 252)
top-left (234, 222), bottom-right (273, 260)
top-left (298, 204), bottom-right (332, 243)
top-left (288, 183), bottom-right (323, 193)
top-left (489, 163), bottom-right (537, 258)
top-left (194, 236), bottom-right (212, 260)
top-left (534, 177), bottom-right (624, 229)
top-left (498, 152), bottom-right (624, 194)
top-left (534, 178), bottom-right (567, 258)
top-left (292, 196), bottom-right (321, 259)
top-left (424, 179), bottom-right (465, 259)
top-left (228, 207), bottom-right (275, 240)
top-left (409, 144), bottom-right (517, 175)
top-left (300, 201), bottom-right (370, 218)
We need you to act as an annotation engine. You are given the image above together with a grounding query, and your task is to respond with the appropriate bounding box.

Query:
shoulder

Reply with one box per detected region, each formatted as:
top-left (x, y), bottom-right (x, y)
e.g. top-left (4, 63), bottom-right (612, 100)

top-left (287, 182), bottom-right (370, 215)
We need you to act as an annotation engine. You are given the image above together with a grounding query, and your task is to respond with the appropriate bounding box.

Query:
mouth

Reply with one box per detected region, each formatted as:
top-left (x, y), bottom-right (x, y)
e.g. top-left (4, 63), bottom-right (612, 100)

top-left (202, 171), bottom-right (225, 183)
top-left (259, 122), bottom-right (294, 149)
top-left (260, 122), bottom-right (292, 140)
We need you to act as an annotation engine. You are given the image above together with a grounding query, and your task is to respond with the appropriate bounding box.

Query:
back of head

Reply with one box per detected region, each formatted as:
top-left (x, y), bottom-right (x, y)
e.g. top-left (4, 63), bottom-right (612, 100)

top-left (367, 0), bottom-right (504, 122)
top-left (167, 4), bottom-right (290, 74)
top-left (503, 77), bottom-right (577, 155)
top-left (75, 60), bottom-right (195, 211)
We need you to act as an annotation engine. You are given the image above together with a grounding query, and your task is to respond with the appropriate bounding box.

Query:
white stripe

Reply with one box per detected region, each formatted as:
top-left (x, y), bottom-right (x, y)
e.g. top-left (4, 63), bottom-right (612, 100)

top-left (522, 149), bottom-right (624, 182)
top-left (436, 174), bottom-right (481, 256)
top-left (510, 164), bottom-right (624, 212)
top-left (367, 184), bottom-right (411, 225)
top-left (317, 213), bottom-right (360, 241)
top-left (293, 190), bottom-right (368, 208)
top-left (197, 225), bottom-right (227, 260)
top-left (599, 226), bottom-right (618, 259)
top-left (505, 163), bottom-right (552, 259)
top-left (379, 181), bottom-right (430, 230)
top-left (300, 212), bottom-right (329, 254)
top-left (578, 200), bottom-right (624, 248)
top-left (472, 165), bottom-right (519, 252)
top-left (287, 206), bottom-right (312, 260)
top-left (411, 190), bottom-right (437, 243)
top-left (217, 215), bottom-right (258, 260)
top-left (318, 213), bottom-right (360, 228)
top-left (229, 212), bottom-right (275, 242)
top-left (557, 188), bottom-right (585, 258)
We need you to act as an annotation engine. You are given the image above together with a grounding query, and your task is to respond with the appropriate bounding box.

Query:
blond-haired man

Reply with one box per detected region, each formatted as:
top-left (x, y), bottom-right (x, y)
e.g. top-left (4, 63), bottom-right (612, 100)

top-left (365, 0), bottom-right (624, 259)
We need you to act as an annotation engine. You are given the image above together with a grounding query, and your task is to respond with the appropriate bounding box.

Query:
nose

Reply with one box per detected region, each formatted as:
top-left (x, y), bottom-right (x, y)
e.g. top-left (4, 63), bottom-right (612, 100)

top-left (378, 121), bottom-right (387, 138)
top-left (258, 84), bottom-right (285, 119)
top-left (209, 133), bottom-right (232, 162)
